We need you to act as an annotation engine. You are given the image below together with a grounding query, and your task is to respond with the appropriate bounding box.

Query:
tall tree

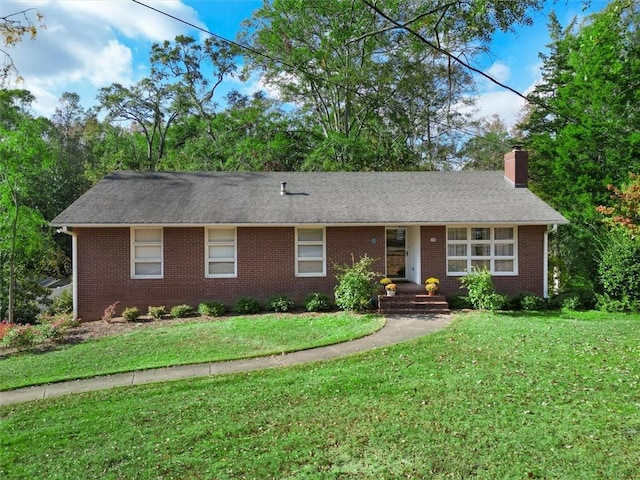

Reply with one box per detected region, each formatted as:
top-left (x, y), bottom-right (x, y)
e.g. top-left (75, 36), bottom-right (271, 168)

top-left (240, 0), bottom-right (542, 171)
top-left (97, 78), bottom-right (186, 171)
top-left (150, 35), bottom-right (236, 144)
top-left (519, 0), bottom-right (640, 287)
top-left (0, 90), bottom-right (56, 322)
top-left (0, 8), bottom-right (45, 86)
top-left (163, 90), bottom-right (310, 172)
top-left (459, 115), bottom-right (515, 170)
top-left (97, 35), bottom-right (236, 171)
top-left (40, 93), bottom-right (92, 219)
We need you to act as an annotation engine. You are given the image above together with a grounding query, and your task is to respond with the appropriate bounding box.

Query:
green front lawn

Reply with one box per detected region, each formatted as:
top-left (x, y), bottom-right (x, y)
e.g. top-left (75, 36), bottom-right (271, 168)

top-left (0, 312), bottom-right (384, 390)
top-left (1, 311), bottom-right (639, 479)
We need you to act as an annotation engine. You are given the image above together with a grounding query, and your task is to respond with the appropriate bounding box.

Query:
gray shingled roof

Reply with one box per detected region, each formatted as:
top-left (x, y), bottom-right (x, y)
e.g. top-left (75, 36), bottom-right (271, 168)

top-left (51, 171), bottom-right (568, 226)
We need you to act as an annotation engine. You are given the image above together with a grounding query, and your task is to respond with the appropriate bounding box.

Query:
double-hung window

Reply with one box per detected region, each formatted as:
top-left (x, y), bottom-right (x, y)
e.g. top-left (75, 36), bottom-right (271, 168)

top-left (206, 227), bottom-right (237, 277)
top-left (296, 227), bottom-right (325, 276)
top-left (447, 226), bottom-right (517, 275)
top-left (131, 227), bottom-right (163, 278)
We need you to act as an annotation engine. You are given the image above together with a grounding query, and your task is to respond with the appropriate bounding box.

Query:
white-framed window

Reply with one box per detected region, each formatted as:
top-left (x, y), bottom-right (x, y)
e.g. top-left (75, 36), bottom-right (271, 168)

top-left (447, 226), bottom-right (517, 276)
top-left (131, 227), bottom-right (163, 279)
top-left (296, 227), bottom-right (326, 276)
top-left (206, 227), bottom-right (237, 278)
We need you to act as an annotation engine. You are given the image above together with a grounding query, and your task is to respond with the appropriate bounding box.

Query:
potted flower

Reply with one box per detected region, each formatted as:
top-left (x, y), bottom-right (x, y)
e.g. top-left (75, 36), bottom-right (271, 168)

top-left (385, 283), bottom-right (397, 296)
top-left (379, 277), bottom-right (392, 288)
top-left (425, 277), bottom-right (439, 296)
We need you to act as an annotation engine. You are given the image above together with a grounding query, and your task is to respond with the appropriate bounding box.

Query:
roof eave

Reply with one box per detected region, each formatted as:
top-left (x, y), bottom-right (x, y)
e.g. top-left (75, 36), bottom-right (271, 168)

top-left (51, 219), bottom-right (570, 228)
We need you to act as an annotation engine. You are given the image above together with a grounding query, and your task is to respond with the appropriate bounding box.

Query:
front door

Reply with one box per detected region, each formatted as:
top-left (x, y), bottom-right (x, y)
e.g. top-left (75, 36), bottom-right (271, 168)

top-left (386, 228), bottom-right (406, 279)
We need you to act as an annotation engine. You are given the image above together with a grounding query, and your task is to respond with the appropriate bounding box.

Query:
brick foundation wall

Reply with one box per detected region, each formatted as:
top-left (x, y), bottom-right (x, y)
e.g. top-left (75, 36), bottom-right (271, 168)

top-left (75, 226), bottom-right (386, 321)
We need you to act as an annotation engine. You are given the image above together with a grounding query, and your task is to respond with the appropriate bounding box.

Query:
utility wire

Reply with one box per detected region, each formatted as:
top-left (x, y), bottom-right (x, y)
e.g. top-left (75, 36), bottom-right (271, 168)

top-left (359, 0), bottom-right (579, 127)
top-left (130, 0), bottom-right (515, 150)
top-left (361, 0), bottom-right (639, 152)
top-left (131, 0), bottom-right (362, 96)
top-left (136, 0), bottom-right (621, 156)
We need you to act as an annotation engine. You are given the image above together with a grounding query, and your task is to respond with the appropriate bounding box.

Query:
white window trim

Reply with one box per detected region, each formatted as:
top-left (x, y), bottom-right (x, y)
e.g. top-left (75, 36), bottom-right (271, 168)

top-left (205, 227), bottom-right (237, 278)
top-left (446, 225), bottom-right (518, 276)
top-left (295, 227), bottom-right (326, 277)
top-left (131, 227), bottom-right (163, 279)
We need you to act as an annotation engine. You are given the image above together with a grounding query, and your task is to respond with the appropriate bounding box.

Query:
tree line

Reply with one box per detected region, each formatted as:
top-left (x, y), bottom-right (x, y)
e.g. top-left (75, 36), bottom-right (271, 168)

top-left (1, 0), bottom-right (639, 321)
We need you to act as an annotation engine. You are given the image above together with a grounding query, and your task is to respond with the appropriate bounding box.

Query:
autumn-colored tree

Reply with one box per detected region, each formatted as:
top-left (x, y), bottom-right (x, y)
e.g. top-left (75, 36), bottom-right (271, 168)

top-left (597, 173), bottom-right (640, 236)
top-left (0, 8), bottom-right (45, 85)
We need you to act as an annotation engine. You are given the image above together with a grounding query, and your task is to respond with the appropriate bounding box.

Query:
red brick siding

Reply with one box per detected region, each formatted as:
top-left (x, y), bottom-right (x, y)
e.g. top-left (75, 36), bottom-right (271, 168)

top-left (421, 226), bottom-right (448, 289)
top-left (75, 224), bottom-right (546, 320)
top-left (420, 225), bottom-right (546, 297)
top-left (493, 225), bottom-right (546, 297)
top-left (75, 226), bottom-right (386, 321)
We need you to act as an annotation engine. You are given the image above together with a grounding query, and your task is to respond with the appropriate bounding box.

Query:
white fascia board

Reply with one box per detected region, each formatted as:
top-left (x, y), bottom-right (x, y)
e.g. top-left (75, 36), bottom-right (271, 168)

top-left (52, 220), bottom-right (565, 228)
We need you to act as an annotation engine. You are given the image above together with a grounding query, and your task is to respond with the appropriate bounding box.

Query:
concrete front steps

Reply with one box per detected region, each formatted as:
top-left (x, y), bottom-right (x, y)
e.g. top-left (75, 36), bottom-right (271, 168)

top-left (377, 282), bottom-right (449, 315)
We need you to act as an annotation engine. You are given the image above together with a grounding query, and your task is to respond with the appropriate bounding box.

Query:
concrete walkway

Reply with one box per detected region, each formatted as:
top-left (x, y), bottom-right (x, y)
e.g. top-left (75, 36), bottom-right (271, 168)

top-left (0, 314), bottom-right (454, 406)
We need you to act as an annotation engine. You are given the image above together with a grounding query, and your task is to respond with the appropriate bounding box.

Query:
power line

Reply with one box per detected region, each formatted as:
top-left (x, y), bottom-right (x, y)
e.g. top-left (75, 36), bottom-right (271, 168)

top-left (131, 0), bottom-right (368, 98)
top-left (359, 1), bottom-right (578, 126)
top-left (360, 0), bottom-right (638, 152)
top-left (130, 0), bottom-right (509, 146)
top-left (132, 0), bottom-right (628, 156)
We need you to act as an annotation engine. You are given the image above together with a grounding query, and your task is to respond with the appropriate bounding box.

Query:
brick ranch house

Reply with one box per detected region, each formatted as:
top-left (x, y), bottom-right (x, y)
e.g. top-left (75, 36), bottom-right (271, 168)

top-left (51, 148), bottom-right (567, 321)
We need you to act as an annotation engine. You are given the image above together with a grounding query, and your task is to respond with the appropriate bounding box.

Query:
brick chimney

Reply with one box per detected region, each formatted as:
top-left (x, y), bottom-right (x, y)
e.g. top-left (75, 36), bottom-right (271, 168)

top-left (504, 146), bottom-right (528, 188)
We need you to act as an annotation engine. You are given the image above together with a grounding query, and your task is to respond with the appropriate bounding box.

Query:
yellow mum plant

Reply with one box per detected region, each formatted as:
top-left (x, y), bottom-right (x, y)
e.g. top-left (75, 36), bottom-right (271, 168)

top-left (425, 277), bottom-right (440, 293)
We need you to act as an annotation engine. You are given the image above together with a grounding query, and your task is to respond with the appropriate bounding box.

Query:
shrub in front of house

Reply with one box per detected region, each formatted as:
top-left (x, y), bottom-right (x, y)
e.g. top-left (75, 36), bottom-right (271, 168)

top-left (234, 297), bottom-right (261, 315)
top-left (597, 229), bottom-right (640, 306)
top-left (37, 322), bottom-right (64, 340)
top-left (36, 312), bottom-right (78, 332)
top-left (0, 321), bottom-right (15, 342)
top-left (198, 301), bottom-right (226, 317)
top-left (519, 294), bottom-right (547, 311)
top-left (446, 294), bottom-right (473, 310)
top-left (548, 281), bottom-right (596, 311)
top-left (122, 307), bottom-right (140, 322)
top-left (459, 267), bottom-right (507, 311)
top-left (595, 294), bottom-right (640, 313)
top-left (267, 295), bottom-right (295, 313)
top-left (0, 314), bottom-right (79, 351)
top-left (170, 304), bottom-right (193, 318)
top-left (507, 292), bottom-right (547, 311)
top-left (49, 289), bottom-right (73, 314)
top-left (305, 292), bottom-right (332, 312)
top-left (334, 254), bottom-right (378, 312)
top-left (147, 306), bottom-right (167, 319)
top-left (0, 324), bottom-right (40, 350)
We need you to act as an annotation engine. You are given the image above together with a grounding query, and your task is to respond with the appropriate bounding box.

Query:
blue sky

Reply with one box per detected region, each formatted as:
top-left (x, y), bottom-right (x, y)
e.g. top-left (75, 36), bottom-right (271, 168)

top-left (6, 0), bottom-right (610, 126)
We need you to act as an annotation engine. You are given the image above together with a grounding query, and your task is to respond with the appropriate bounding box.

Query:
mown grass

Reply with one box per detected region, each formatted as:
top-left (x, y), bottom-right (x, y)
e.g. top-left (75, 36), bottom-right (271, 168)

top-left (1, 311), bottom-right (639, 479)
top-left (0, 312), bottom-right (384, 390)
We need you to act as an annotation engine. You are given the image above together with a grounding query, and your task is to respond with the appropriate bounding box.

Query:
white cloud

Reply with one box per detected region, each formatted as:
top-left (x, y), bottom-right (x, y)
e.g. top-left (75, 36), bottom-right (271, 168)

top-left (485, 61), bottom-right (511, 85)
top-left (474, 90), bottom-right (526, 127)
top-left (234, 73), bottom-right (286, 100)
top-left (466, 59), bottom-right (542, 127)
top-left (84, 40), bottom-right (134, 86)
top-left (459, 87), bottom-right (530, 128)
top-left (3, 0), bottom-right (202, 116)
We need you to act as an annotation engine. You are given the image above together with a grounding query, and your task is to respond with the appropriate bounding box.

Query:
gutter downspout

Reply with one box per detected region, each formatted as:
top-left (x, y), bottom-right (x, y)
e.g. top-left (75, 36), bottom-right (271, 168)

top-left (60, 227), bottom-right (78, 319)
top-left (543, 224), bottom-right (558, 299)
